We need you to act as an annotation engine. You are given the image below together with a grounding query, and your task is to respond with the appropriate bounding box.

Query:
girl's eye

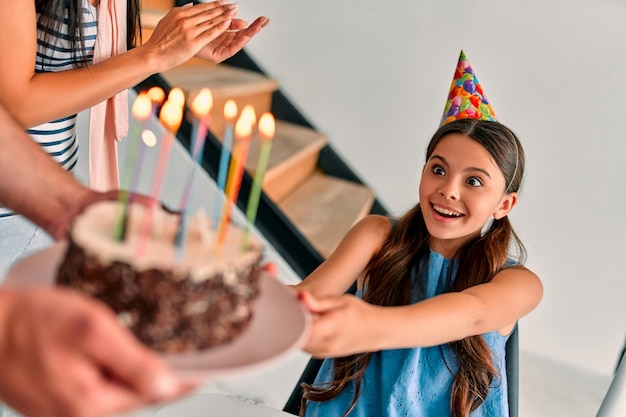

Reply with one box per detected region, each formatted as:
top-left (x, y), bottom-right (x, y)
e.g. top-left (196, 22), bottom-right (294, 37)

top-left (432, 166), bottom-right (445, 176)
top-left (467, 177), bottom-right (483, 187)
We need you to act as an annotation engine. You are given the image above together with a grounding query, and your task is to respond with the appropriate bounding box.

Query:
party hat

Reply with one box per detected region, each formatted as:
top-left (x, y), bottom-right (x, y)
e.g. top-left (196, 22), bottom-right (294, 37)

top-left (440, 50), bottom-right (497, 126)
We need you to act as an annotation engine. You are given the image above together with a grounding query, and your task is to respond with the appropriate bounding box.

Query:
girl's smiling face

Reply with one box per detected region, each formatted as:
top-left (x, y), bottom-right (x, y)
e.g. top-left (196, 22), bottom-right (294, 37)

top-left (419, 133), bottom-right (517, 256)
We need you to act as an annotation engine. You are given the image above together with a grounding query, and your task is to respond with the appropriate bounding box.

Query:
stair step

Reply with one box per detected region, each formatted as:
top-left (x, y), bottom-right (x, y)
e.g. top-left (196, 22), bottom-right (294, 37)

top-left (244, 121), bottom-right (327, 202)
top-left (278, 172), bottom-right (375, 259)
top-left (160, 63), bottom-right (279, 137)
top-left (142, 0), bottom-right (173, 13)
top-left (140, 0), bottom-right (171, 29)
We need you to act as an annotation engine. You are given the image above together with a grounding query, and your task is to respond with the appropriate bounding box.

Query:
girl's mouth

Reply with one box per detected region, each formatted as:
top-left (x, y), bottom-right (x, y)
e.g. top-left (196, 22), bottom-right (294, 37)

top-left (432, 204), bottom-right (463, 218)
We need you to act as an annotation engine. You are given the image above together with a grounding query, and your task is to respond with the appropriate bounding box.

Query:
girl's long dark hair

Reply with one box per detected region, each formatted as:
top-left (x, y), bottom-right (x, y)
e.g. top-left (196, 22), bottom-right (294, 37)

top-left (301, 119), bottom-right (526, 417)
top-left (35, 0), bottom-right (141, 68)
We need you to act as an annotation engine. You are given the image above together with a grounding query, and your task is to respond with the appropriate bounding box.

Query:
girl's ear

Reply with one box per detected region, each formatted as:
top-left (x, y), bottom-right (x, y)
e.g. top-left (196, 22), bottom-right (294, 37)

top-left (493, 192), bottom-right (518, 220)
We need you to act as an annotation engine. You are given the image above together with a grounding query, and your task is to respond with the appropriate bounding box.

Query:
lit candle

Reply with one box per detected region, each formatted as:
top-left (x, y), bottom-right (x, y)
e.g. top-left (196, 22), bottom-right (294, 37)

top-left (212, 99), bottom-right (238, 229)
top-left (128, 87), bottom-right (164, 195)
top-left (144, 86), bottom-right (164, 129)
top-left (136, 97), bottom-right (184, 257)
top-left (112, 92), bottom-right (152, 241)
top-left (243, 112), bottom-right (275, 247)
top-left (147, 86), bottom-right (165, 108)
top-left (217, 105), bottom-right (255, 246)
top-left (167, 87), bottom-right (185, 108)
top-left (129, 129), bottom-right (157, 196)
top-left (175, 88), bottom-right (213, 255)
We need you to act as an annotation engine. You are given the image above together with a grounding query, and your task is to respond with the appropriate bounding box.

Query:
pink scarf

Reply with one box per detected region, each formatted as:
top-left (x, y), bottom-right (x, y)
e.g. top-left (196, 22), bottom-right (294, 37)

top-left (88, 0), bottom-right (128, 192)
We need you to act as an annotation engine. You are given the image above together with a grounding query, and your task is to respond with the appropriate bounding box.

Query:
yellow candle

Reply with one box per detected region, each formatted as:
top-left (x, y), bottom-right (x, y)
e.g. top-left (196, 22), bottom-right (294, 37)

top-left (217, 105), bottom-right (256, 246)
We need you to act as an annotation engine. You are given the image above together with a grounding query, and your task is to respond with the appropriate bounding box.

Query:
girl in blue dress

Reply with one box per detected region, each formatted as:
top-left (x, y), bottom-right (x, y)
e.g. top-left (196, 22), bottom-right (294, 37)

top-left (295, 118), bottom-right (543, 417)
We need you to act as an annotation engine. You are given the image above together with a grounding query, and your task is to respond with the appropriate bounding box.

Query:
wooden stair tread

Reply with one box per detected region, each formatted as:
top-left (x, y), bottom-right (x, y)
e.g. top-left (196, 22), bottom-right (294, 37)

top-left (140, 0), bottom-right (171, 29)
top-left (161, 63), bottom-right (279, 99)
top-left (141, 8), bottom-right (166, 29)
top-left (142, 0), bottom-right (173, 11)
top-left (279, 172), bottom-right (375, 259)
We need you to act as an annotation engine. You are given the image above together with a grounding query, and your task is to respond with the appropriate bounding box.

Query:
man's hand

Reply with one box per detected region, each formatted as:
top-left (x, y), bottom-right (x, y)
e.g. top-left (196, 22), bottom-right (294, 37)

top-left (0, 288), bottom-right (194, 417)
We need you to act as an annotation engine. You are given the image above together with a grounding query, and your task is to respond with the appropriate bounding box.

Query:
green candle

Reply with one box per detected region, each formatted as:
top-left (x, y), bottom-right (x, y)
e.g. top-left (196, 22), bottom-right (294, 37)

top-left (112, 92), bottom-right (152, 241)
top-left (243, 112), bottom-right (275, 248)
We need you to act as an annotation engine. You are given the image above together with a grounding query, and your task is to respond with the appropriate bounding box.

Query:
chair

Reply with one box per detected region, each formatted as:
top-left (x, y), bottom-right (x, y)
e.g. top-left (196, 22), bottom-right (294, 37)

top-left (283, 326), bottom-right (520, 417)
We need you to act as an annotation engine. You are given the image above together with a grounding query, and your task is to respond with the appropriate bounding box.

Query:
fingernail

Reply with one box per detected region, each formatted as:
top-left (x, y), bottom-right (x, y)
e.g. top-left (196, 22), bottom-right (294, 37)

top-left (228, 3), bottom-right (238, 10)
top-left (150, 373), bottom-right (180, 399)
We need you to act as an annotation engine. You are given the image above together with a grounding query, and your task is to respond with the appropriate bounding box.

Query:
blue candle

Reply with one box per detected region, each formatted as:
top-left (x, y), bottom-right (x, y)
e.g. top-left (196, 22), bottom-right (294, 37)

top-left (175, 88), bottom-right (213, 257)
top-left (212, 100), bottom-right (238, 230)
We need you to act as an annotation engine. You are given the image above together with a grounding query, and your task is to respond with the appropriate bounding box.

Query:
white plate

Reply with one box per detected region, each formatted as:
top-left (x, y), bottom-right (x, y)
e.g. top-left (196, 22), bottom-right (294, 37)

top-left (3, 242), bottom-right (311, 382)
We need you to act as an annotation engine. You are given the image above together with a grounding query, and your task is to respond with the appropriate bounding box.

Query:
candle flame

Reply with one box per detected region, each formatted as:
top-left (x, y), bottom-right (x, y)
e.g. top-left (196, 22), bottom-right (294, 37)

top-left (191, 88), bottom-right (213, 117)
top-left (132, 93), bottom-right (152, 121)
top-left (159, 100), bottom-right (183, 132)
top-left (240, 104), bottom-right (256, 127)
top-left (235, 113), bottom-right (253, 139)
top-left (224, 100), bottom-right (238, 122)
top-left (142, 129), bottom-right (157, 147)
top-left (147, 86), bottom-right (165, 105)
top-left (168, 87), bottom-right (185, 108)
top-left (258, 113), bottom-right (275, 141)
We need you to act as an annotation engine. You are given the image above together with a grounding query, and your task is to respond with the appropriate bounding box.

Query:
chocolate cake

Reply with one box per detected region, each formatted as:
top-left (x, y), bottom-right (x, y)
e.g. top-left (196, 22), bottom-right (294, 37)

top-left (56, 200), bottom-right (264, 353)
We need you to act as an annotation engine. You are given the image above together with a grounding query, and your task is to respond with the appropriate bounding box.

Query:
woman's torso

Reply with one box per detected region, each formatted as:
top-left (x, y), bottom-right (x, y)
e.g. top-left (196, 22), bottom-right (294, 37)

top-left (30, 0), bottom-right (98, 170)
top-left (0, 0), bottom-right (97, 218)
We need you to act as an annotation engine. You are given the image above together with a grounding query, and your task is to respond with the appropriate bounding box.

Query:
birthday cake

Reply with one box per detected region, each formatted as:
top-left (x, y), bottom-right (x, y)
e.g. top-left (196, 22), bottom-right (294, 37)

top-left (56, 200), bottom-right (264, 353)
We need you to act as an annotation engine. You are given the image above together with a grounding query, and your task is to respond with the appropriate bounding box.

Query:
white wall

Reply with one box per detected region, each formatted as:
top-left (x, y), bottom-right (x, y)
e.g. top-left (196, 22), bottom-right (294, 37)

top-left (229, 0), bottom-right (626, 376)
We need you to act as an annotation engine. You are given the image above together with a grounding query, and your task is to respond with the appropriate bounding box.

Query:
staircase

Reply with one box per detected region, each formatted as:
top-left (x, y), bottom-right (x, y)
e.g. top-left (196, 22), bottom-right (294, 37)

top-left (138, 0), bottom-right (388, 277)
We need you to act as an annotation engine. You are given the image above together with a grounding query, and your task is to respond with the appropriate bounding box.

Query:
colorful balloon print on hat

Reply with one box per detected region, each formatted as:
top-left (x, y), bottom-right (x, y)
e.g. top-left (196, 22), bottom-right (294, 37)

top-left (440, 50), bottom-right (497, 126)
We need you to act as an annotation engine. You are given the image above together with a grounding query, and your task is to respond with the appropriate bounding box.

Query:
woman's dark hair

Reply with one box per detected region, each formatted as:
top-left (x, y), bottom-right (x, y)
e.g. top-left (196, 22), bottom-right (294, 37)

top-left (301, 119), bottom-right (527, 417)
top-left (35, 0), bottom-right (141, 68)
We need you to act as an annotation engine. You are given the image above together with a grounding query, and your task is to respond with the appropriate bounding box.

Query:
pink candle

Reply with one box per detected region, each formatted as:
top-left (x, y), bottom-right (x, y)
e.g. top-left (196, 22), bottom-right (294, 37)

top-left (129, 87), bottom-right (164, 195)
top-left (136, 96), bottom-right (184, 257)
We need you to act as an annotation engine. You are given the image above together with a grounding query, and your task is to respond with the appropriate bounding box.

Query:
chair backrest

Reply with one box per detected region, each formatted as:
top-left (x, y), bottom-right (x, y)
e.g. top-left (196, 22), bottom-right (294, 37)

top-left (283, 326), bottom-right (520, 416)
top-left (596, 348), bottom-right (626, 417)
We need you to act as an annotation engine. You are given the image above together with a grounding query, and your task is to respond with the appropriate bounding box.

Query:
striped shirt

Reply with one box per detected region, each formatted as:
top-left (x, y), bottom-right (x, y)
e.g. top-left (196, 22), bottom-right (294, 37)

top-left (0, 0), bottom-right (98, 218)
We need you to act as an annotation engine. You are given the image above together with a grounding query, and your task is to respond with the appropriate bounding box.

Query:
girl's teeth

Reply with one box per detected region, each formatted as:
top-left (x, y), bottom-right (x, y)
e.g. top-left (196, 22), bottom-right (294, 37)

top-left (435, 205), bottom-right (460, 217)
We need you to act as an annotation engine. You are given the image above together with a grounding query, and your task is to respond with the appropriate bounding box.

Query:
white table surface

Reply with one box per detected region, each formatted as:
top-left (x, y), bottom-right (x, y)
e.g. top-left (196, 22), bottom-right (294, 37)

top-left (121, 393), bottom-right (294, 417)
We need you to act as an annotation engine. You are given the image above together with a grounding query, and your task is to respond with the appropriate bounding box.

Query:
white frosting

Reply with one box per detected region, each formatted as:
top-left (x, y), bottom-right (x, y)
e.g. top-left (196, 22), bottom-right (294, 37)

top-left (71, 201), bottom-right (262, 282)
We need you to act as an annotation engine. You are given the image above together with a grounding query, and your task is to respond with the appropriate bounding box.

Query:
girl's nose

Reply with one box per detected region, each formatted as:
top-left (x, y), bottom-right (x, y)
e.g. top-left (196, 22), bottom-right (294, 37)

top-left (438, 181), bottom-right (459, 200)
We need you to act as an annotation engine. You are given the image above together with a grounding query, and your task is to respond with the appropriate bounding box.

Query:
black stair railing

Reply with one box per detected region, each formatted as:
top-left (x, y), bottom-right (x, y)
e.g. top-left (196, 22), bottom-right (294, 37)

top-left (134, 49), bottom-right (390, 279)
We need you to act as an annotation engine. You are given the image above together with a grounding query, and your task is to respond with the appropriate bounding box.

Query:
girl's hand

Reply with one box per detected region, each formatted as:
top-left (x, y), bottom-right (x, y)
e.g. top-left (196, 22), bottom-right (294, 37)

top-left (142, 1), bottom-right (240, 72)
top-left (298, 291), bottom-right (384, 358)
top-left (195, 16), bottom-right (270, 63)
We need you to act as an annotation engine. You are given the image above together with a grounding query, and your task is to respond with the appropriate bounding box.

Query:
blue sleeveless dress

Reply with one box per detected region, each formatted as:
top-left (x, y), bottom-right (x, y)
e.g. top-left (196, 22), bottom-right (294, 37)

top-left (304, 250), bottom-right (510, 417)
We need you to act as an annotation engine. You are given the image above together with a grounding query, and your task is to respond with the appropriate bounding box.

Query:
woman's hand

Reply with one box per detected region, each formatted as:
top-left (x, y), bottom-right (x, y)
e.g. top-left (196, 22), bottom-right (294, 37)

top-left (142, 1), bottom-right (240, 72)
top-left (195, 16), bottom-right (270, 63)
top-left (298, 291), bottom-right (385, 358)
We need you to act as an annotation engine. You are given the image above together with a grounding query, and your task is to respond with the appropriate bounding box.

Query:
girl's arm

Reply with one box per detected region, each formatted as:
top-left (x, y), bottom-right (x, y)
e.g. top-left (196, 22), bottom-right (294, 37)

top-left (0, 1), bottom-right (265, 128)
top-left (294, 215), bottom-right (391, 298)
top-left (301, 266), bottom-right (543, 358)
